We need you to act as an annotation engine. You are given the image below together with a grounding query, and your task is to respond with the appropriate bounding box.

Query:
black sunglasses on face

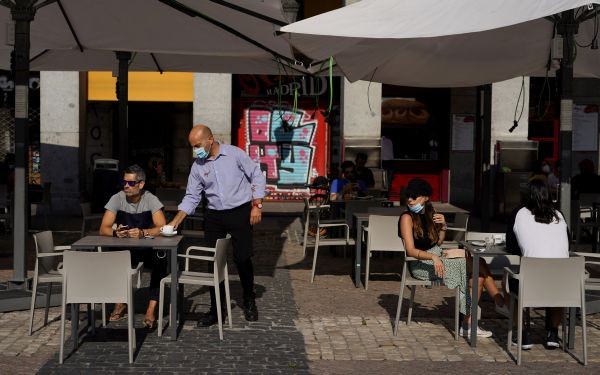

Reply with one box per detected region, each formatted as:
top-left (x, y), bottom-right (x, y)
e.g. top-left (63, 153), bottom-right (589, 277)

top-left (122, 180), bottom-right (141, 187)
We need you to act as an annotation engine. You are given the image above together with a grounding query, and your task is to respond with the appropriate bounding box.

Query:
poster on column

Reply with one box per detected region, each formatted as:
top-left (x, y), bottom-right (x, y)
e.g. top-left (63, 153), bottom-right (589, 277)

top-left (451, 115), bottom-right (475, 151)
top-left (572, 104), bottom-right (598, 151)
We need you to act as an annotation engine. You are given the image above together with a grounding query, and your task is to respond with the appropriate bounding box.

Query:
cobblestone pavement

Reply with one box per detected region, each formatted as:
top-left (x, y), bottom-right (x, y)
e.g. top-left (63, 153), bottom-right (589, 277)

top-left (1, 215), bottom-right (600, 374)
top-left (283, 223), bottom-right (600, 372)
top-left (1, 218), bottom-right (310, 374)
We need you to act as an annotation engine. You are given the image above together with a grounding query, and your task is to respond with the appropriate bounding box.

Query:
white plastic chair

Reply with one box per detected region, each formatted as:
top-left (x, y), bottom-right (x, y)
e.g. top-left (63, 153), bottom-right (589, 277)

top-left (29, 231), bottom-right (70, 335)
top-left (572, 252), bottom-right (600, 297)
top-left (310, 204), bottom-right (356, 283)
top-left (301, 197), bottom-right (343, 258)
top-left (506, 256), bottom-right (587, 365)
top-left (364, 215), bottom-right (404, 290)
top-left (96, 246), bottom-right (143, 328)
top-left (393, 238), bottom-right (460, 340)
top-left (158, 236), bottom-right (232, 340)
top-left (59, 250), bottom-right (139, 364)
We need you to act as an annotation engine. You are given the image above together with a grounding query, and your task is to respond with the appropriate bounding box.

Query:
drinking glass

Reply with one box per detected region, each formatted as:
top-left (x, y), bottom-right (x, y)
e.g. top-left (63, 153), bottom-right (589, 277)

top-left (484, 237), bottom-right (494, 250)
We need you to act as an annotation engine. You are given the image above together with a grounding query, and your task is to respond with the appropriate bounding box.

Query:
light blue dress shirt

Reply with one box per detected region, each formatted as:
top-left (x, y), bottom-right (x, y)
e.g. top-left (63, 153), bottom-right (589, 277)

top-left (178, 144), bottom-right (266, 213)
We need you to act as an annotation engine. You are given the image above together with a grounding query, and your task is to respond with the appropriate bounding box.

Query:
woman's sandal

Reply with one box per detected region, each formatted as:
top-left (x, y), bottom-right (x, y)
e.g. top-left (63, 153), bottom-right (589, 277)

top-left (109, 307), bottom-right (127, 322)
top-left (143, 318), bottom-right (157, 330)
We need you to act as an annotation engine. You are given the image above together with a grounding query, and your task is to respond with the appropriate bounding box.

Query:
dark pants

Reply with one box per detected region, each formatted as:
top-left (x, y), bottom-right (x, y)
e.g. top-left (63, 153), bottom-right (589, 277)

top-left (130, 249), bottom-right (168, 301)
top-left (204, 202), bottom-right (255, 311)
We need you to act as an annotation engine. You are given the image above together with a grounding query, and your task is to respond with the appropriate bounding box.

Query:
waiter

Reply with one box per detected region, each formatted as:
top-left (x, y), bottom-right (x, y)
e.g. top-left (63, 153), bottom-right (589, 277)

top-left (168, 124), bottom-right (266, 326)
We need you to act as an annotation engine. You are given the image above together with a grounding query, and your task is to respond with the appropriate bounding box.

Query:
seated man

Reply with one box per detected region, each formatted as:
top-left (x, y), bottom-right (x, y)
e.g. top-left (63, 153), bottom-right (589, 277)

top-left (330, 160), bottom-right (368, 200)
top-left (355, 152), bottom-right (375, 188)
top-left (99, 164), bottom-right (167, 329)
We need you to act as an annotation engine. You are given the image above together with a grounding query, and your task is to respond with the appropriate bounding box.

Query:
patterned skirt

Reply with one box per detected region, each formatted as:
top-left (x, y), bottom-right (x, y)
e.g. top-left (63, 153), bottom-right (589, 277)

top-left (408, 245), bottom-right (470, 315)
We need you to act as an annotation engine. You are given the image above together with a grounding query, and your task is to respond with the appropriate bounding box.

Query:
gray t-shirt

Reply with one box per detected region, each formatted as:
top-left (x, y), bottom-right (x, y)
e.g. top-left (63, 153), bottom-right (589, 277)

top-left (105, 191), bottom-right (163, 229)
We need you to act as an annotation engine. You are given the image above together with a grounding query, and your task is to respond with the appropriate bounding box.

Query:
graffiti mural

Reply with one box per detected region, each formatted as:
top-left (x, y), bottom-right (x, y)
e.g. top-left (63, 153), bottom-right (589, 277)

top-left (242, 106), bottom-right (326, 199)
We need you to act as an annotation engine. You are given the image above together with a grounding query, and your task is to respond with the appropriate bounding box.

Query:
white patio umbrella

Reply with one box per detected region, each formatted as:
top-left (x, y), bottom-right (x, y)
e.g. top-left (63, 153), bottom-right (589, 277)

top-left (279, 0), bottom-right (600, 87)
top-left (0, 0), bottom-right (311, 74)
top-left (0, 0), bottom-right (316, 295)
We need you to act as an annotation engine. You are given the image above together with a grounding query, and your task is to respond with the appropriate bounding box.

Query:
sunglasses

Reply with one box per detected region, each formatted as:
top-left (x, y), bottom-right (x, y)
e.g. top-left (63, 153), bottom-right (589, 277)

top-left (122, 180), bottom-right (141, 187)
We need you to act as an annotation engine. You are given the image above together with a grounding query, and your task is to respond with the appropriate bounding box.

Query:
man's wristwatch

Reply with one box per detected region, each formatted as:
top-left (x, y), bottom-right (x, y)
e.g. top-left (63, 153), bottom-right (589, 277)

top-left (253, 201), bottom-right (263, 209)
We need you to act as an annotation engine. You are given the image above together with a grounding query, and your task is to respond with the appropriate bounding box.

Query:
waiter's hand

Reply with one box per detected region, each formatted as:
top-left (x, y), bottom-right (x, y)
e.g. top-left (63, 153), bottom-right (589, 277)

top-left (250, 206), bottom-right (262, 225)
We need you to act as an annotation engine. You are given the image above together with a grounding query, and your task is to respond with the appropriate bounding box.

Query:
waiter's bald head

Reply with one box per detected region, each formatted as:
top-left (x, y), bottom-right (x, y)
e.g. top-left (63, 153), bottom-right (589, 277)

top-left (188, 124), bottom-right (213, 145)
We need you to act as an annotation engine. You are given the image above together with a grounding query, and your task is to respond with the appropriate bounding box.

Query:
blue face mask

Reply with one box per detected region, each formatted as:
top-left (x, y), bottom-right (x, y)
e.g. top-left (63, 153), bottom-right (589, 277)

top-left (193, 143), bottom-right (211, 159)
top-left (194, 147), bottom-right (208, 159)
top-left (408, 203), bottom-right (424, 213)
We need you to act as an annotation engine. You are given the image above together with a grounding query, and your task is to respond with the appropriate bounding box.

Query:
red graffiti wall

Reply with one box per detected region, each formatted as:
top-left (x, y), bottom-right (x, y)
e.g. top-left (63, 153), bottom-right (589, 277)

top-left (235, 99), bottom-right (329, 200)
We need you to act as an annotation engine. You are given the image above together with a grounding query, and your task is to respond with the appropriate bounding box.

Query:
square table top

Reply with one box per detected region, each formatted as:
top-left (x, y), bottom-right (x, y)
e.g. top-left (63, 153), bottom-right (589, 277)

top-left (459, 240), bottom-right (510, 256)
top-left (71, 235), bottom-right (183, 249)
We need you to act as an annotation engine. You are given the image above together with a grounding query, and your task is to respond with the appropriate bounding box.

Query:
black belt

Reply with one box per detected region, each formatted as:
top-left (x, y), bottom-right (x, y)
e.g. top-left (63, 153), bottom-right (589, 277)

top-left (206, 201), bottom-right (251, 213)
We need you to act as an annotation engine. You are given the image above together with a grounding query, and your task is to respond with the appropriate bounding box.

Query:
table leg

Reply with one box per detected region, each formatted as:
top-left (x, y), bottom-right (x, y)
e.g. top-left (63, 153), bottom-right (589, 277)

top-left (470, 253), bottom-right (480, 347)
top-left (169, 246), bottom-right (178, 340)
top-left (354, 220), bottom-right (363, 288)
top-left (568, 307), bottom-right (576, 349)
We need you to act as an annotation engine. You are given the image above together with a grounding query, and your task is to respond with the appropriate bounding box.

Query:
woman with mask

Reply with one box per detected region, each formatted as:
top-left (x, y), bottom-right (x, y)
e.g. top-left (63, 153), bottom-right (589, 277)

top-left (398, 178), bottom-right (504, 337)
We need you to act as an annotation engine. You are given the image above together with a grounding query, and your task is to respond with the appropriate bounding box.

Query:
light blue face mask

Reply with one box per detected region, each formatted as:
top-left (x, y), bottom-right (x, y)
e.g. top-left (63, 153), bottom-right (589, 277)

top-left (193, 143), bottom-right (211, 159)
top-left (408, 203), bottom-right (424, 213)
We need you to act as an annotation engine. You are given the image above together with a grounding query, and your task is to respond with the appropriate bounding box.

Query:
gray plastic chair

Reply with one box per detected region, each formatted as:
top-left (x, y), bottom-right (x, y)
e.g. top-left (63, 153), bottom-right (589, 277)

top-left (393, 237), bottom-right (460, 340)
top-left (367, 206), bottom-right (406, 216)
top-left (29, 231), bottom-right (70, 335)
top-left (310, 205), bottom-right (356, 283)
top-left (80, 202), bottom-right (103, 238)
top-left (506, 256), bottom-right (587, 365)
top-left (573, 252), bottom-right (600, 296)
top-left (59, 250), bottom-right (138, 364)
top-left (158, 236), bottom-right (232, 340)
top-left (302, 197), bottom-right (344, 258)
top-left (363, 215), bottom-right (404, 290)
top-left (442, 212), bottom-right (469, 248)
top-left (96, 246), bottom-right (143, 328)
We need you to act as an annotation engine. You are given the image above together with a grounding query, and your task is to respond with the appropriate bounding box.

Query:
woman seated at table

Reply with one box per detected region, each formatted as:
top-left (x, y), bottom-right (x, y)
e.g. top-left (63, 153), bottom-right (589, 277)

top-left (398, 178), bottom-right (504, 338)
top-left (511, 178), bottom-right (569, 350)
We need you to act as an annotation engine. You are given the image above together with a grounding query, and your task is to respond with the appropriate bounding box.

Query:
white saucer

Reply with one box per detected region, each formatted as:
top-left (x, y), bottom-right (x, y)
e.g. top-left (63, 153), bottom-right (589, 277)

top-left (470, 240), bottom-right (485, 247)
top-left (161, 231), bottom-right (177, 237)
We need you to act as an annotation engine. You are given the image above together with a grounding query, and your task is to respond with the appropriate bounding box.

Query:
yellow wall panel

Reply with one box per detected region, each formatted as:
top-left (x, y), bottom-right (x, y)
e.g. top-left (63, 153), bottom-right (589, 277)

top-left (88, 72), bottom-right (193, 102)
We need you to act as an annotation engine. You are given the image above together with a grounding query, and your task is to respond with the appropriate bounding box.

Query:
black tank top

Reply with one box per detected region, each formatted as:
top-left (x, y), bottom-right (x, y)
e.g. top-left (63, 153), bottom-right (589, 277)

top-left (400, 211), bottom-right (435, 251)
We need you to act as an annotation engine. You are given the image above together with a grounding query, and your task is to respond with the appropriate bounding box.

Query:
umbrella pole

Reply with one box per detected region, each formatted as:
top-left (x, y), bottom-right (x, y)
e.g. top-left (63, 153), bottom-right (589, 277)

top-left (115, 51), bottom-right (131, 168)
top-left (8, 0), bottom-right (36, 288)
top-left (557, 10), bottom-right (576, 236)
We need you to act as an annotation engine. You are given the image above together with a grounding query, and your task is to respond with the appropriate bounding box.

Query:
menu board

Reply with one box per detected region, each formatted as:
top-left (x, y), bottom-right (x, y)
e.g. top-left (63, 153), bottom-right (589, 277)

top-left (573, 104), bottom-right (598, 151)
top-left (451, 114), bottom-right (475, 151)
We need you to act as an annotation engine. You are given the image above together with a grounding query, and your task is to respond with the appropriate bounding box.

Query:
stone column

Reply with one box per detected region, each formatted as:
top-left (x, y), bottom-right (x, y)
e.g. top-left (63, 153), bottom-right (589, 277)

top-left (340, 0), bottom-right (382, 169)
top-left (491, 77), bottom-right (530, 161)
top-left (40, 71), bottom-right (81, 214)
top-left (192, 73), bottom-right (232, 144)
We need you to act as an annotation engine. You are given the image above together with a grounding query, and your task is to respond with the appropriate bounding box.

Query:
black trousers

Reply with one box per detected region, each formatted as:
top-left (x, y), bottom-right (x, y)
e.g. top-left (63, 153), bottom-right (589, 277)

top-left (130, 249), bottom-right (168, 301)
top-left (204, 202), bottom-right (255, 310)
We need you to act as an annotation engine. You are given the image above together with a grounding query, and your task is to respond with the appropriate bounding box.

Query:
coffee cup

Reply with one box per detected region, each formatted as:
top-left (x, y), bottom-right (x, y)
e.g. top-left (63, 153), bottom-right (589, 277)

top-left (161, 225), bottom-right (174, 235)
